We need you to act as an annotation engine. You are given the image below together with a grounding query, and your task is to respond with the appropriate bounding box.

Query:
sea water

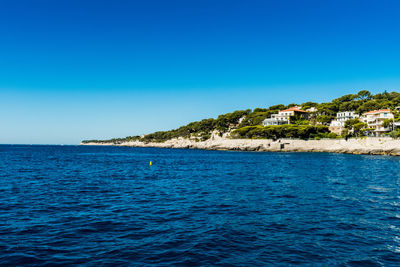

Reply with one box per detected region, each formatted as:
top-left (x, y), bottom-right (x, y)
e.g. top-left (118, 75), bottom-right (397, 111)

top-left (0, 145), bottom-right (399, 265)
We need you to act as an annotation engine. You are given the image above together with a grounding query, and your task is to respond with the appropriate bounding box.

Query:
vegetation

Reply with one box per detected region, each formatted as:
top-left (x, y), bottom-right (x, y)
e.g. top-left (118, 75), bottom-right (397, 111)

top-left (382, 119), bottom-right (392, 129)
top-left (82, 90), bottom-right (400, 144)
top-left (81, 136), bottom-right (141, 144)
top-left (316, 115), bottom-right (334, 125)
top-left (389, 128), bottom-right (400, 138)
top-left (231, 125), bottom-right (330, 140)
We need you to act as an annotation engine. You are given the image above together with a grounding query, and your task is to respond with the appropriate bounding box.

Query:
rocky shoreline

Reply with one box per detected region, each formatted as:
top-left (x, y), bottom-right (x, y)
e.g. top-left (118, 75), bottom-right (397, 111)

top-left (81, 136), bottom-right (400, 156)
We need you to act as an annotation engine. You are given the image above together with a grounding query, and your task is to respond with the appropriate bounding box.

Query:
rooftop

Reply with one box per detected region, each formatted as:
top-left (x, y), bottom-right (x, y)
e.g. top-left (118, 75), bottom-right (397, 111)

top-left (280, 108), bottom-right (308, 113)
top-left (363, 109), bottom-right (391, 114)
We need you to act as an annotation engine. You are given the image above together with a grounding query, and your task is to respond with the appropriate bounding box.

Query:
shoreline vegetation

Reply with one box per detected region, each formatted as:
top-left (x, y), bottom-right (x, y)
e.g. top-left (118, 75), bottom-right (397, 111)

top-left (82, 90), bottom-right (400, 156)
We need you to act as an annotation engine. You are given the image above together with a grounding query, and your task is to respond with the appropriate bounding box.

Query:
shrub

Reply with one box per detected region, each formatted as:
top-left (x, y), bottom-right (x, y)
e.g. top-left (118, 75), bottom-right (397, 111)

top-left (231, 125), bottom-right (329, 140)
top-left (327, 132), bottom-right (338, 139)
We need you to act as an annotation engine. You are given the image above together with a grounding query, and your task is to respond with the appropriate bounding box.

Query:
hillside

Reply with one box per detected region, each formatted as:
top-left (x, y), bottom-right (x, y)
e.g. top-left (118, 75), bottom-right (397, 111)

top-left (82, 90), bottom-right (400, 144)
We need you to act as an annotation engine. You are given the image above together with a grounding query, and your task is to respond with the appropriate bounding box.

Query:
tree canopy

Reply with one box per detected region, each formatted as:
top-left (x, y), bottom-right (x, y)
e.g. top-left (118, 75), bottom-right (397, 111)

top-left (82, 90), bottom-right (400, 143)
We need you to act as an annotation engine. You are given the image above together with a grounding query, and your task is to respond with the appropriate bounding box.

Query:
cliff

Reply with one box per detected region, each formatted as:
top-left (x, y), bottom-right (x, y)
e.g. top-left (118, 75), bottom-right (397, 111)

top-left (81, 134), bottom-right (400, 156)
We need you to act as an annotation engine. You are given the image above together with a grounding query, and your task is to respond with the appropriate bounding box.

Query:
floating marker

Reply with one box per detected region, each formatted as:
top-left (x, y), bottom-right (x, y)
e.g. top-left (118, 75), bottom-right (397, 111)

top-left (149, 161), bottom-right (152, 166)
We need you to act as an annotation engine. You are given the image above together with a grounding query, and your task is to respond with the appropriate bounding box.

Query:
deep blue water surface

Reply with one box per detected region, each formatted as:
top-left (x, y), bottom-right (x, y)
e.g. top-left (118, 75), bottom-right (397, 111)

top-left (0, 145), bottom-right (399, 266)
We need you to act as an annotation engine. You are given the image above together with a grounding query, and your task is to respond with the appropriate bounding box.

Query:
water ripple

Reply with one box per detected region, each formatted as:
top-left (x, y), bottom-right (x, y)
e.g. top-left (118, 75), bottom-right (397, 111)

top-left (0, 145), bottom-right (399, 265)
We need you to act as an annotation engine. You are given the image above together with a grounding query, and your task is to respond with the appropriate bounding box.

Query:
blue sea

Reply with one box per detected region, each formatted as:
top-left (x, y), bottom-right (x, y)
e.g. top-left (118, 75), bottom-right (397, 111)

top-left (0, 145), bottom-right (399, 266)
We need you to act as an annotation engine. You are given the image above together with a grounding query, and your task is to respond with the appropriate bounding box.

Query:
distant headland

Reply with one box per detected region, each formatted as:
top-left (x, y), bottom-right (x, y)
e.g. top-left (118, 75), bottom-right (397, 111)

top-left (82, 90), bottom-right (400, 156)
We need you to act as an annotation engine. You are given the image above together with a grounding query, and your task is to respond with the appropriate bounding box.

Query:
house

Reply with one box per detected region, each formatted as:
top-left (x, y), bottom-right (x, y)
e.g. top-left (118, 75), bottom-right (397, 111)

top-left (360, 109), bottom-right (394, 136)
top-left (262, 107), bottom-right (308, 126)
top-left (336, 111), bottom-right (359, 124)
top-left (276, 107), bottom-right (309, 121)
top-left (329, 111), bottom-right (359, 134)
top-left (262, 114), bottom-right (289, 126)
top-left (329, 120), bottom-right (344, 135)
top-left (306, 107), bottom-right (318, 119)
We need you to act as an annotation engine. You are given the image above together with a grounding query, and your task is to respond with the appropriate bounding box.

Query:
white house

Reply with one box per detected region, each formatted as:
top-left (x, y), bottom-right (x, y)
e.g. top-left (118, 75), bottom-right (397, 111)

top-left (262, 113), bottom-right (290, 126)
top-left (262, 116), bottom-right (288, 126)
top-left (262, 107), bottom-right (308, 126)
top-left (360, 109), bottom-right (394, 136)
top-left (329, 111), bottom-right (359, 134)
top-left (336, 111), bottom-right (359, 125)
top-left (306, 107), bottom-right (318, 112)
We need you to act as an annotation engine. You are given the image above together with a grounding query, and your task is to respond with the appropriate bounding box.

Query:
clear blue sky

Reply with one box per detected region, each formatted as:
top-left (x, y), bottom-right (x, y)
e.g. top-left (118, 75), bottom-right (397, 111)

top-left (1, 0), bottom-right (400, 144)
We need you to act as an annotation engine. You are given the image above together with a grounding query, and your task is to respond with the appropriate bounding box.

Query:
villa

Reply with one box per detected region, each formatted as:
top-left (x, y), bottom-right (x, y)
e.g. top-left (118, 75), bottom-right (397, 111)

top-left (306, 107), bottom-right (318, 112)
top-left (262, 115), bottom-right (288, 126)
top-left (263, 107), bottom-right (308, 126)
top-left (336, 111), bottom-right (359, 124)
top-left (278, 107), bottom-right (309, 120)
top-left (360, 109), bottom-right (394, 136)
top-left (329, 111), bottom-right (359, 134)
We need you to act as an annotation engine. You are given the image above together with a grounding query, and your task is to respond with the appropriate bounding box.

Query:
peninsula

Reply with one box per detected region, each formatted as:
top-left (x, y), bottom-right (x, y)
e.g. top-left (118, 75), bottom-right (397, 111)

top-left (82, 90), bottom-right (400, 156)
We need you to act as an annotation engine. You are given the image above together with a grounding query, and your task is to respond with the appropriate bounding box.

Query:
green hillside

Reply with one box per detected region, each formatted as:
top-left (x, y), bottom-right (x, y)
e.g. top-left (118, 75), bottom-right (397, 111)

top-left (82, 90), bottom-right (400, 144)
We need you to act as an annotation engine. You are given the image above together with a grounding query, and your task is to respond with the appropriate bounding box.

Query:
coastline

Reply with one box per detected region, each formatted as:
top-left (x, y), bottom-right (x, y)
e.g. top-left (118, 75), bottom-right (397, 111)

top-left (81, 135), bottom-right (400, 156)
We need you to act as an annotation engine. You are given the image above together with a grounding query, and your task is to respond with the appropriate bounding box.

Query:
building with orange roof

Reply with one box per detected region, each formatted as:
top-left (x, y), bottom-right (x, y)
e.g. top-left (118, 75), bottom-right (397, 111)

top-left (360, 109), bottom-right (394, 136)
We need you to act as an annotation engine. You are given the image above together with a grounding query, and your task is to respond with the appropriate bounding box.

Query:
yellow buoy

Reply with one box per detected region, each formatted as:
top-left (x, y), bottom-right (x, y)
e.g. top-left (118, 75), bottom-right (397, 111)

top-left (149, 161), bottom-right (152, 166)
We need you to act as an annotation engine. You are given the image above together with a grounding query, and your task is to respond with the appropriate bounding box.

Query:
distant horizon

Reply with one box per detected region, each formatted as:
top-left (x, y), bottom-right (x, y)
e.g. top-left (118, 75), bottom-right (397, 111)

top-left (1, 0), bottom-right (400, 144)
top-left (1, 87), bottom-right (398, 145)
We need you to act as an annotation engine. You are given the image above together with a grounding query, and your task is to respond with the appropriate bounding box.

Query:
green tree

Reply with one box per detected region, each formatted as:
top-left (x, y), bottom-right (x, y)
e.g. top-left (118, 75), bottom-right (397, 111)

top-left (301, 101), bottom-right (318, 110)
top-left (316, 102), bottom-right (338, 116)
top-left (382, 118), bottom-right (393, 130)
top-left (341, 128), bottom-right (349, 139)
top-left (345, 118), bottom-right (361, 129)
top-left (353, 122), bottom-right (367, 136)
top-left (286, 103), bottom-right (299, 108)
top-left (316, 115), bottom-right (334, 125)
top-left (253, 108), bottom-right (269, 112)
top-left (357, 100), bottom-right (381, 114)
top-left (356, 90), bottom-right (372, 101)
top-left (327, 132), bottom-right (338, 139)
top-left (268, 104), bottom-right (285, 110)
top-left (344, 118), bottom-right (367, 137)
